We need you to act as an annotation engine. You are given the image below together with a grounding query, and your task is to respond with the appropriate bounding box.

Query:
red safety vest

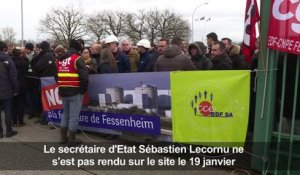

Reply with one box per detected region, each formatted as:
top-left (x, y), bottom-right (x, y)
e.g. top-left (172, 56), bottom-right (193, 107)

top-left (56, 54), bottom-right (80, 87)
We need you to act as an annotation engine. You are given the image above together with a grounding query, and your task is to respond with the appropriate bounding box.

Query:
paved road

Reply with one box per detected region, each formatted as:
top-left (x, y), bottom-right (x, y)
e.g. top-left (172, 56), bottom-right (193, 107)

top-left (0, 114), bottom-right (257, 175)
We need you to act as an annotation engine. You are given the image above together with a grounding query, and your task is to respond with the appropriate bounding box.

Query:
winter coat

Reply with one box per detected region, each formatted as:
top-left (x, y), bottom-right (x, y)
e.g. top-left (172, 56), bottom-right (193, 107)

top-left (188, 43), bottom-right (212, 70)
top-left (11, 56), bottom-right (28, 94)
top-left (145, 51), bottom-right (160, 72)
top-left (137, 51), bottom-right (152, 72)
top-left (35, 49), bottom-right (56, 77)
top-left (54, 49), bottom-right (89, 97)
top-left (98, 63), bottom-right (118, 74)
top-left (84, 57), bottom-right (98, 74)
top-left (228, 44), bottom-right (248, 70)
top-left (211, 53), bottom-right (233, 70)
top-left (113, 49), bottom-right (131, 73)
top-left (154, 45), bottom-right (195, 71)
top-left (0, 51), bottom-right (18, 99)
top-left (24, 54), bottom-right (40, 88)
top-left (123, 48), bottom-right (139, 72)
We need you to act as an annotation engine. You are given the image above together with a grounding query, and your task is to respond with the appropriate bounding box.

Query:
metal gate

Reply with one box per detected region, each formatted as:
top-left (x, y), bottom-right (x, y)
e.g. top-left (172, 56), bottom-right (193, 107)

top-left (251, 1), bottom-right (300, 174)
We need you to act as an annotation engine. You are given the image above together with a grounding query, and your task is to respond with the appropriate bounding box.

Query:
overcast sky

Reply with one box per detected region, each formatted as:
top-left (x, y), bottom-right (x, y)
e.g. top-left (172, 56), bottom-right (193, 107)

top-left (1, 0), bottom-right (261, 43)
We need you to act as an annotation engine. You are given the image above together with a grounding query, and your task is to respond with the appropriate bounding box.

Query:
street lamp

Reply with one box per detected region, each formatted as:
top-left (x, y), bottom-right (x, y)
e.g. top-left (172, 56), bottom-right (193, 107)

top-left (191, 2), bottom-right (208, 42)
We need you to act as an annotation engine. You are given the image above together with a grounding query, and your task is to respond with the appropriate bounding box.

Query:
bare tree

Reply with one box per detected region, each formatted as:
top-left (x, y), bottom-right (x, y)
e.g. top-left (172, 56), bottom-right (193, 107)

top-left (124, 10), bottom-right (147, 43)
top-left (86, 13), bottom-right (108, 43)
top-left (144, 9), bottom-right (190, 43)
top-left (166, 15), bottom-right (190, 41)
top-left (144, 10), bottom-right (160, 44)
top-left (0, 27), bottom-right (16, 43)
top-left (102, 11), bottom-right (128, 37)
top-left (39, 6), bottom-right (86, 45)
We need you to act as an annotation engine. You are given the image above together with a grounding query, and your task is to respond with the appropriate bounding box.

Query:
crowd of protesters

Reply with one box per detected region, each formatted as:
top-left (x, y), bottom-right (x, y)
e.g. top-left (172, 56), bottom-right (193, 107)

top-left (0, 32), bottom-right (256, 140)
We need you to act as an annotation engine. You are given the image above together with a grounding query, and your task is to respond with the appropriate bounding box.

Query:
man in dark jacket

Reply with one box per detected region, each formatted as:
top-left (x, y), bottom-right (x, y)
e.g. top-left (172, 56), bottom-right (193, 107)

top-left (136, 39), bottom-right (152, 72)
top-left (34, 41), bottom-right (56, 124)
top-left (35, 41), bottom-right (56, 77)
top-left (188, 42), bottom-right (212, 70)
top-left (0, 41), bottom-right (18, 138)
top-left (24, 43), bottom-right (41, 120)
top-left (210, 41), bottom-right (232, 70)
top-left (11, 48), bottom-right (28, 127)
top-left (55, 39), bottom-right (89, 146)
top-left (145, 38), bottom-right (168, 72)
top-left (221, 38), bottom-right (248, 70)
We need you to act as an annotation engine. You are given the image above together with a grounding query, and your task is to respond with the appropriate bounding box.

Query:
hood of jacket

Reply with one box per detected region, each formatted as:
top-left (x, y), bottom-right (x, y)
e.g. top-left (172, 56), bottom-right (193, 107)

top-left (163, 45), bottom-right (182, 58)
top-left (228, 44), bottom-right (241, 57)
top-left (188, 43), bottom-right (202, 56)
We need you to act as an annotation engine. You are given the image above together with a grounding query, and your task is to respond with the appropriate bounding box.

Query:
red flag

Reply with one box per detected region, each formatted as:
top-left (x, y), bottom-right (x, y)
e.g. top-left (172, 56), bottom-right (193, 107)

top-left (242, 0), bottom-right (260, 63)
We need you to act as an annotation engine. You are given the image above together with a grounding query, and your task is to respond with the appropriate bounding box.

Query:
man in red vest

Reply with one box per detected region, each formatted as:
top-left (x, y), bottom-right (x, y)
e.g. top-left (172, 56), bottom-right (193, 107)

top-left (55, 39), bottom-right (88, 146)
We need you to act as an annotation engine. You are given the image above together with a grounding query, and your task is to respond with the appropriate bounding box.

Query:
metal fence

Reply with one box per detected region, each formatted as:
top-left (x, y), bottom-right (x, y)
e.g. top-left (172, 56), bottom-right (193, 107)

top-left (251, 1), bottom-right (300, 174)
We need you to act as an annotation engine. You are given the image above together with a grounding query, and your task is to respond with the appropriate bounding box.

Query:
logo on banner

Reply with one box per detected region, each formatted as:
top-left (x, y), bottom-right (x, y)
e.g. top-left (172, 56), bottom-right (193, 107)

top-left (272, 0), bottom-right (300, 34)
top-left (190, 90), bottom-right (233, 118)
top-left (267, 0), bottom-right (300, 54)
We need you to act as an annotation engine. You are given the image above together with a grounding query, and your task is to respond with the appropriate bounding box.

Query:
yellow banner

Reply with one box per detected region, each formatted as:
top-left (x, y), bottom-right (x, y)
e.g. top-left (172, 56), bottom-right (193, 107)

top-left (171, 71), bottom-right (250, 147)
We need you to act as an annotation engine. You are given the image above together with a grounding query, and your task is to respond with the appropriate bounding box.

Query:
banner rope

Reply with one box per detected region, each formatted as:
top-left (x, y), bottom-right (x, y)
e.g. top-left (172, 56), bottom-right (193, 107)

top-left (251, 68), bottom-right (278, 93)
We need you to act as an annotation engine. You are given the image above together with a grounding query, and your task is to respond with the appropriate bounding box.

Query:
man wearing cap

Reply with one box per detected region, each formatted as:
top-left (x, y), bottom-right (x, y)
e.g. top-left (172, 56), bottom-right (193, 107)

top-left (136, 39), bottom-right (152, 72)
top-left (105, 35), bottom-right (130, 73)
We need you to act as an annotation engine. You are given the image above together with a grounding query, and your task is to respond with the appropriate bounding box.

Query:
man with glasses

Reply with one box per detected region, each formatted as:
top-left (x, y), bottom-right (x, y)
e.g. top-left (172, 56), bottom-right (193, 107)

top-left (145, 38), bottom-right (169, 72)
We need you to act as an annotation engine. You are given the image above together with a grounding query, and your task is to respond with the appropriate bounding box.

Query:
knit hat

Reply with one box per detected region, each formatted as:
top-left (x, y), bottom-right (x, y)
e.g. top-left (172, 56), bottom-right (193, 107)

top-left (40, 41), bottom-right (50, 50)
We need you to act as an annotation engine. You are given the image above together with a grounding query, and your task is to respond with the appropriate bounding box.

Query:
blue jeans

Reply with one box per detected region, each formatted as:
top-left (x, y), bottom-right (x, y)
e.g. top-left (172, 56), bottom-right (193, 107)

top-left (61, 94), bottom-right (83, 131)
top-left (0, 99), bottom-right (13, 134)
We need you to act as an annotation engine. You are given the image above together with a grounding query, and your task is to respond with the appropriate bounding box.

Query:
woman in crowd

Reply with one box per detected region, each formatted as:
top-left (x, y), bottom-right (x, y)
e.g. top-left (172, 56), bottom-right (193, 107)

top-left (81, 48), bottom-right (97, 74)
top-left (98, 47), bottom-right (118, 74)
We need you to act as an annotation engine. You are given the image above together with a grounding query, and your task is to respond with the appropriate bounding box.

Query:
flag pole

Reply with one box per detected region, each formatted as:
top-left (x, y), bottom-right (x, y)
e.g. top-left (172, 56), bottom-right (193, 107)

top-left (21, 0), bottom-right (24, 47)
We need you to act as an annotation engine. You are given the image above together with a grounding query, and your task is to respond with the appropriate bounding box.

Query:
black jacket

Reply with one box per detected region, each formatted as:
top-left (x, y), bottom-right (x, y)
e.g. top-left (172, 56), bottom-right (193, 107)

top-left (211, 53), bottom-right (233, 70)
top-left (25, 53), bottom-right (40, 88)
top-left (11, 56), bottom-right (28, 94)
top-left (0, 51), bottom-right (18, 99)
top-left (189, 43), bottom-right (212, 70)
top-left (55, 49), bottom-right (89, 97)
top-left (35, 49), bottom-right (56, 77)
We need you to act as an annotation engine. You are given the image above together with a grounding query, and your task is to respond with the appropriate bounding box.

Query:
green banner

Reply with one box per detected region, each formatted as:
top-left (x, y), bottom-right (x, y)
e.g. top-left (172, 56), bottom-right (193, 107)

top-left (171, 71), bottom-right (250, 147)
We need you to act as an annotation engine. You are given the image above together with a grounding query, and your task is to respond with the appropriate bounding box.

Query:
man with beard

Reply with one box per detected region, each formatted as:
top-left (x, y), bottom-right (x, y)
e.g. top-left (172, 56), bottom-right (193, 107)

top-left (145, 38), bottom-right (168, 72)
top-left (210, 41), bottom-right (232, 70)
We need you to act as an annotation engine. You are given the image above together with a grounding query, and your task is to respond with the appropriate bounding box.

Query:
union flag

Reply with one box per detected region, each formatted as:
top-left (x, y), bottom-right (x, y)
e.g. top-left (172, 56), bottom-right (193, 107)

top-left (242, 0), bottom-right (260, 63)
